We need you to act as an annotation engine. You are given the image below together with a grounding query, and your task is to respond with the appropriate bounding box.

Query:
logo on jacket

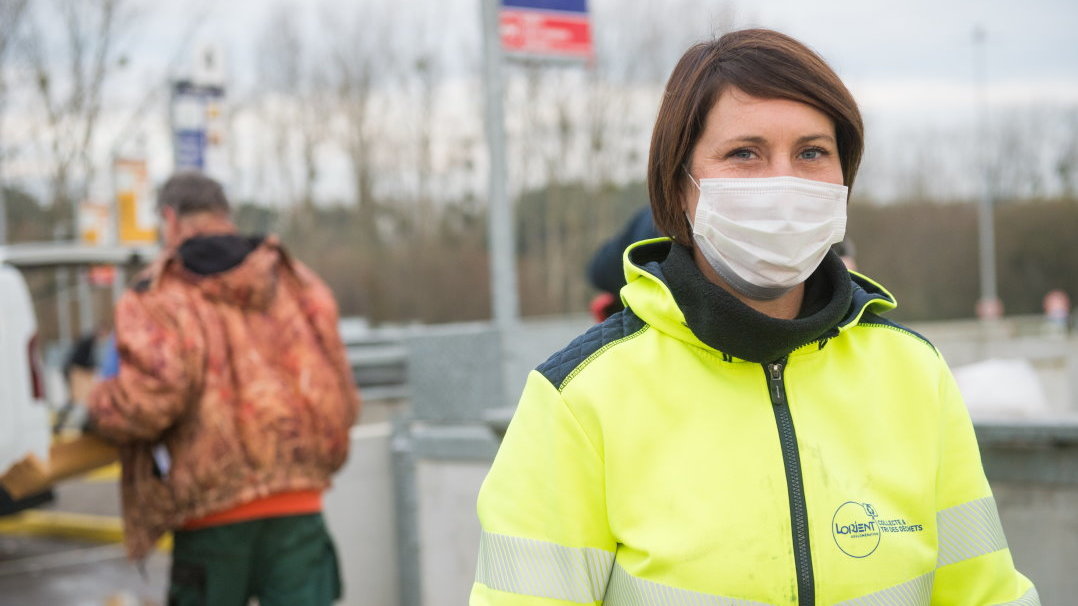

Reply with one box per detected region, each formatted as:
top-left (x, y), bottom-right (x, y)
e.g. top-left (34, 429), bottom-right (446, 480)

top-left (832, 501), bottom-right (925, 558)
top-left (832, 501), bottom-right (881, 557)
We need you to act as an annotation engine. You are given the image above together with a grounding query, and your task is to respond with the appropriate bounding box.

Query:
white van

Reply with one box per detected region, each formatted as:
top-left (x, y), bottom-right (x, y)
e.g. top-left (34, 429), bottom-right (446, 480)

top-left (0, 262), bottom-right (51, 512)
top-left (0, 242), bottom-right (157, 513)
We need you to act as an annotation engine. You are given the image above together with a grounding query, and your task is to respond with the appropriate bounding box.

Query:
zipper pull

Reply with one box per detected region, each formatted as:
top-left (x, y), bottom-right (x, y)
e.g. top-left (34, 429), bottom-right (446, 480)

top-left (768, 361), bottom-right (785, 405)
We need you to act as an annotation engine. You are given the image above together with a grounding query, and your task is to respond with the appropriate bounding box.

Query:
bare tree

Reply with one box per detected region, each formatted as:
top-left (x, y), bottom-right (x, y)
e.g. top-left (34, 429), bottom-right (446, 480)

top-left (577, 0), bottom-right (736, 269)
top-left (1056, 109), bottom-right (1078, 199)
top-left (988, 109), bottom-right (1046, 201)
top-left (0, 0), bottom-right (31, 161)
top-left (247, 2), bottom-right (340, 235)
top-left (255, 4), bottom-right (304, 209)
top-left (0, 0), bottom-right (31, 243)
top-left (321, 1), bottom-right (396, 244)
top-left (413, 51), bottom-right (438, 237)
top-left (20, 0), bottom-right (138, 234)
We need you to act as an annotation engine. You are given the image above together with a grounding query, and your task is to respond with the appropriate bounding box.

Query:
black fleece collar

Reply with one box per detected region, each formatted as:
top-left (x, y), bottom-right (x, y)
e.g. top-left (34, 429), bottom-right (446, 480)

top-left (660, 243), bottom-right (853, 363)
top-left (178, 234), bottom-right (265, 275)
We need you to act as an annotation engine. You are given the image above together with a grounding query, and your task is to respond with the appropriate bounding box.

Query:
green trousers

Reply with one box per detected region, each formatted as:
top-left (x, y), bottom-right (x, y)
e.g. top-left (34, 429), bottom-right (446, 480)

top-left (168, 513), bottom-right (342, 606)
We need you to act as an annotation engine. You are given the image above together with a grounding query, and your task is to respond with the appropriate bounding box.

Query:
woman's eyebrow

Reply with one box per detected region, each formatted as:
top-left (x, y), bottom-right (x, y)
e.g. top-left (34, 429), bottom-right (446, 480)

top-left (716, 134), bottom-right (836, 147)
top-left (718, 135), bottom-right (767, 146)
top-left (796, 133), bottom-right (837, 145)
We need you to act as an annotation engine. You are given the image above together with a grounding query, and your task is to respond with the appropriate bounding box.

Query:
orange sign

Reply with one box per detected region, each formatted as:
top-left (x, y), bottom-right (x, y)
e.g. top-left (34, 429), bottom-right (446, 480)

top-left (114, 158), bottom-right (158, 244)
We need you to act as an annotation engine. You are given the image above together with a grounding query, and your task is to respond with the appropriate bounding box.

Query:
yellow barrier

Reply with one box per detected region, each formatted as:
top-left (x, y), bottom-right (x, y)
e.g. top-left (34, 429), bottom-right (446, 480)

top-left (0, 510), bottom-right (171, 551)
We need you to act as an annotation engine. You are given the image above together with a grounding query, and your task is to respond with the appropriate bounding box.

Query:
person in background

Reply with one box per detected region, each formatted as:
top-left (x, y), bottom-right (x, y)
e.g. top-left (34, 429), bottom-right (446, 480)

top-left (586, 207), bottom-right (661, 321)
top-left (472, 29), bottom-right (1038, 604)
top-left (88, 171), bottom-right (360, 606)
top-left (63, 328), bottom-right (105, 379)
top-left (832, 235), bottom-right (857, 271)
top-left (56, 325), bottom-right (111, 432)
top-left (1042, 289), bottom-right (1071, 335)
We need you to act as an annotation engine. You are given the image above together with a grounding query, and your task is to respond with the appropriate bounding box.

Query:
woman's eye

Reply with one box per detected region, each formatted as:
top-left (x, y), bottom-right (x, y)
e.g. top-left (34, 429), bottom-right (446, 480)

top-left (729, 149), bottom-right (754, 160)
top-left (800, 147), bottom-right (827, 160)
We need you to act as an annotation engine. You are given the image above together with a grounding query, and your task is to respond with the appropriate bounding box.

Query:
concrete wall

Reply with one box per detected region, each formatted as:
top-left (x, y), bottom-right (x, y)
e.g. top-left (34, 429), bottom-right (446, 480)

top-left (322, 419), bottom-right (492, 606)
top-left (324, 423), bottom-right (399, 606)
top-left (995, 482), bottom-right (1078, 605)
top-left (978, 422), bottom-right (1078, 604)
top-left (393, 317), bottom-right (593, 606)
top-left (415, 460), bottom-right (487, 606)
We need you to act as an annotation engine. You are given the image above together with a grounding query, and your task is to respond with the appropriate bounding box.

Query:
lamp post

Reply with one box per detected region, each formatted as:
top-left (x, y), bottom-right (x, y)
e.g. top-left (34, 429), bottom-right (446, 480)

top-left (973, 26), bottom-right (1002, 321)
top-left (480, 0), bottom-right (519, 332)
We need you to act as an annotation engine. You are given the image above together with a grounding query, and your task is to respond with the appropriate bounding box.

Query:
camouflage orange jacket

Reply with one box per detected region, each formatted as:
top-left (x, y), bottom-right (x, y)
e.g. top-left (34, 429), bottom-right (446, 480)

top-left (88, 234), bottom-right (361, 559)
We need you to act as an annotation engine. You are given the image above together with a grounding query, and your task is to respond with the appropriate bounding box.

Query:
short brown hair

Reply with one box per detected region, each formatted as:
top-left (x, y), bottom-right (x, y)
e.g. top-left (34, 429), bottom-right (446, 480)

top-left (647, 29), bottom-right (864, 243)
top-left (158, 171), bottom-right (230, 217)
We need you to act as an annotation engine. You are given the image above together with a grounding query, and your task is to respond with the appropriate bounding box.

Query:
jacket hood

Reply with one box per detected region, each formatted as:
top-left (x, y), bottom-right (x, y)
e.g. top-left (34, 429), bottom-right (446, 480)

top-left (173, 234), bottom-right (281, 310)
top-left (620, 238), bottom-right (898, 363)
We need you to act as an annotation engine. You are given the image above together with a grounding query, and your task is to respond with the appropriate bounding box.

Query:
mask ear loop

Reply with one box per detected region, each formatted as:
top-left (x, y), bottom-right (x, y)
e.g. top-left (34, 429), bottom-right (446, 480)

top-left (683, 165), bottom-right (701, 189)
top-left (681, 166), bottom-right (701, 239)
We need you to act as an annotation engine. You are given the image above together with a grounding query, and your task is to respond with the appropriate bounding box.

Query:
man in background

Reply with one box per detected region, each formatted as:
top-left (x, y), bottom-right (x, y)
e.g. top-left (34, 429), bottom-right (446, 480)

top-left (89, 171), bottom-right (360, 605)
top-left (56, 324), bottom-right (110, 432)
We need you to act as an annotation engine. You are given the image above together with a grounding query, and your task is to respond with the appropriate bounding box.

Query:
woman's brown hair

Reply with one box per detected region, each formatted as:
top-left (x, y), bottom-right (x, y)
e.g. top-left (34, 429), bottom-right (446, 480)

top-left (647, 29), bottom-right (864, 243)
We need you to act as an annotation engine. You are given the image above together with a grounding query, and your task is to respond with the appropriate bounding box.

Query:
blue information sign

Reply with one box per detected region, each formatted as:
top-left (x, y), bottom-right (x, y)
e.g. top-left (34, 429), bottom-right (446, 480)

top-left (170, 81), bottom-right (225, 173)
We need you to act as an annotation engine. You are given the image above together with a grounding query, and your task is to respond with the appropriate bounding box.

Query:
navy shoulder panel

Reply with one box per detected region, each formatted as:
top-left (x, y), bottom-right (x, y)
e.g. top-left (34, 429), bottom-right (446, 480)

top-left (859, 311), bottom-right (936, 352)
top-left (536, 308), bottom-right (647, 390)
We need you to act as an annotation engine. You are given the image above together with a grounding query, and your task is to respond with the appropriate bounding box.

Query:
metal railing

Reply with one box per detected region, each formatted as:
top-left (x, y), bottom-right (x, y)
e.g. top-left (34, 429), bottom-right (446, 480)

top-left (340, 319), bottom-right (411, 403)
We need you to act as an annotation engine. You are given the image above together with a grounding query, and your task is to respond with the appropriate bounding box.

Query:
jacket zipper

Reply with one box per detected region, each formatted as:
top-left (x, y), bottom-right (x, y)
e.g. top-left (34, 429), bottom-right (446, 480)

top-left (765, 358), bottom-right (815, 606)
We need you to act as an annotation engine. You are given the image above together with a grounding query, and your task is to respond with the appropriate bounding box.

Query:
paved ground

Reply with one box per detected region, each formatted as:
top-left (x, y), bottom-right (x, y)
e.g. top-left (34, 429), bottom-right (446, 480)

top-left (0, 534), bottom-right (168, 605)
top-left (0, 472), bottom-right (169, 605)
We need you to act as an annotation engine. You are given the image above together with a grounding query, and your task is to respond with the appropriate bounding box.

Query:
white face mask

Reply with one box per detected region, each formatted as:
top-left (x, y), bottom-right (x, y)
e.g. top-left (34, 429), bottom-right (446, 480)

top-left (686, 174), bottom-right (848, 300)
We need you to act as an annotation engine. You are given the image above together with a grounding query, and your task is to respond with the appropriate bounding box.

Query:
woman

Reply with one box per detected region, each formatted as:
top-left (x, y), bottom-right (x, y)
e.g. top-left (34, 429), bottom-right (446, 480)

top-left (471, 29), bottom-right (1039, 605)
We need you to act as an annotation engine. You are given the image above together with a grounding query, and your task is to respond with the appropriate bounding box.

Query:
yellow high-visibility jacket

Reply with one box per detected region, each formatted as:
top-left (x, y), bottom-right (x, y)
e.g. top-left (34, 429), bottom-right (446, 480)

top-left (472, 239), bottom-right (1038, 606)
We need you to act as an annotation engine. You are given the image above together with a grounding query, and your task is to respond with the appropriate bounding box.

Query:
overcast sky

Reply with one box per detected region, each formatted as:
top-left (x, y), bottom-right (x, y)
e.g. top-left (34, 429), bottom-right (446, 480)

top-left (12, 0), bottom-right (1078, 202)
top-left (152, 0), bottom-right (1078, 197)
top-left (148, 0), bottom-right (1078, 173)
top-left (166, 0), bottom-right (1078, 115)
top-left (745, 0), bottom-right (1078, 116)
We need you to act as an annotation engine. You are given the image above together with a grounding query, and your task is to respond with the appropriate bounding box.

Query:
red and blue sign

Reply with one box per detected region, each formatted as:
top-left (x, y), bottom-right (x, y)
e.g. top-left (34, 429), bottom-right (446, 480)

top-left (500, 0), bottom-right (593, 60)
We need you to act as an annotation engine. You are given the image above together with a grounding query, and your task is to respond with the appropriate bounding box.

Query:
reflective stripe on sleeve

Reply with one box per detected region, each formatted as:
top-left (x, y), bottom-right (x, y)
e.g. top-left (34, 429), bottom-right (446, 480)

top-left (603, 563), bottom-right (773, 606)
top-left (936, 497), bottom-right (1008, 567)
top-left (998, 587), bottom-right (1041, 606)
top-left (475, 531), bottom-right (614, 603)
top-left (833, 572), bottom-right (933, 606)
